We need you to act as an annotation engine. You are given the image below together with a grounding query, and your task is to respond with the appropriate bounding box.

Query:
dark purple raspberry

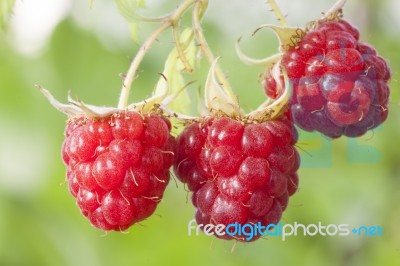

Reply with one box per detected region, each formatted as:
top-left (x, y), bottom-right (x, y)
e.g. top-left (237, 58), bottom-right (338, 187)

top-left (174, 116), bottom-right (299, 242)
top-left (265, 19), bottom-right (390, 138)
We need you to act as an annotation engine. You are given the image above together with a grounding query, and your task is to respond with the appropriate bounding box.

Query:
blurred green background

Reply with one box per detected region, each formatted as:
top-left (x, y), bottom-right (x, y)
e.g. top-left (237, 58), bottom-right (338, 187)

top-left (0, 0), bottom-right (399, 265)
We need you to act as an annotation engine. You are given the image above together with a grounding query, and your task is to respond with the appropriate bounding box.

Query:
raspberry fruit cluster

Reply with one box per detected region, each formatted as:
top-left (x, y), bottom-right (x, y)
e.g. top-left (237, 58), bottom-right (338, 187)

top-left (38, 0), bottom-right (392, 242)
top-left (174, 116), bottom-right (299, 241)
top-left (265, 19), bottom-right (391, 138)
top-left (62, 111), bottom-right (175, 231)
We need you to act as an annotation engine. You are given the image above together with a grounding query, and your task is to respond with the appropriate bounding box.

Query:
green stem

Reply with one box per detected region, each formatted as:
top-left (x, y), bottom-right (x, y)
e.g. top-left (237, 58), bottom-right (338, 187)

top-left (117, 0), bottom-right (197, 109)
top-left (192, 0), bottom-right (236, 101)
top-left (172, 24), bottom-right (193, 72)
top-left (267, 0), bottom-right (288, 27)
top-left (118, 21), bottom-right (170, 109)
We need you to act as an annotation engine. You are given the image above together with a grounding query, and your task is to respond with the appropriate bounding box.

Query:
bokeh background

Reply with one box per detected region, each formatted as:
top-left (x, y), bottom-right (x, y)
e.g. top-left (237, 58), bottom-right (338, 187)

top-left (1, 0), bottom-right (399, 265)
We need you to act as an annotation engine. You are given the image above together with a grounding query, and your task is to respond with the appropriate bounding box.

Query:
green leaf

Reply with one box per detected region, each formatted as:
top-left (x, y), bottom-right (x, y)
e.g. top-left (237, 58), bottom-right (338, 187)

top-left (114, 0), bottom-right (146, 23)
top-left (114, 0), bottom-right (148, 43)
top-left (0, 0), bottom-right (15, 31)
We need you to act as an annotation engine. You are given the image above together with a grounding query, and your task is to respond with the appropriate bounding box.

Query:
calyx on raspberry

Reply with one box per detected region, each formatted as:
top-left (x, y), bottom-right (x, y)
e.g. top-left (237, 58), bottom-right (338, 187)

top-left (238, 0), bottom-right (391, 138)
top-left (173, 56), bottom-right (299, 242)
top-left (39, 79), bottom-right (176, 231)
top-left (37, 19), bottom-right (179, 232)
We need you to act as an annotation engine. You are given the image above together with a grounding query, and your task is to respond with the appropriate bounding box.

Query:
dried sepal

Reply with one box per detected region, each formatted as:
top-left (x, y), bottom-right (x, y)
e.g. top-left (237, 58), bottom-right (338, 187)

top-left (246, 66), bottom-right (291, 121)
top-left (37, 82), bottom-right (169, 118)
top-left (235, 37), bottom-right (283, 67)
top-left (205, 58), bottom-right (242, 117)
top-left (38, 86), bottom-right (119, 118)
top-left (321, 0), bottom-right (347, 21)
top-left (255, 24), bottom-right (304, 52)
top-left (37, 86), bottom-right (87, 117)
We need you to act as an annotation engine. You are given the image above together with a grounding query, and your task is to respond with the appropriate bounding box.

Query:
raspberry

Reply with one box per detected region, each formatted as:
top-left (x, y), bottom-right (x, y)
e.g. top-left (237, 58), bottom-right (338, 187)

top-left (174, 116), bottom-right (299, 241)
top-left (62, 111), bottom-right (175, 231)
top-left (265, 19), bottom-right (391, 138)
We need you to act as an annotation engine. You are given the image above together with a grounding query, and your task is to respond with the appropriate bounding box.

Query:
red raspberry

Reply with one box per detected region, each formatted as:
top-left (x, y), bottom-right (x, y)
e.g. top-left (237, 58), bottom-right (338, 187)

top-left (62, 111), bottom-right (175, 231)
top-left (174, 116), bottom-right (299, 241)
top-left (265, 19), bottom-right (391, 138)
